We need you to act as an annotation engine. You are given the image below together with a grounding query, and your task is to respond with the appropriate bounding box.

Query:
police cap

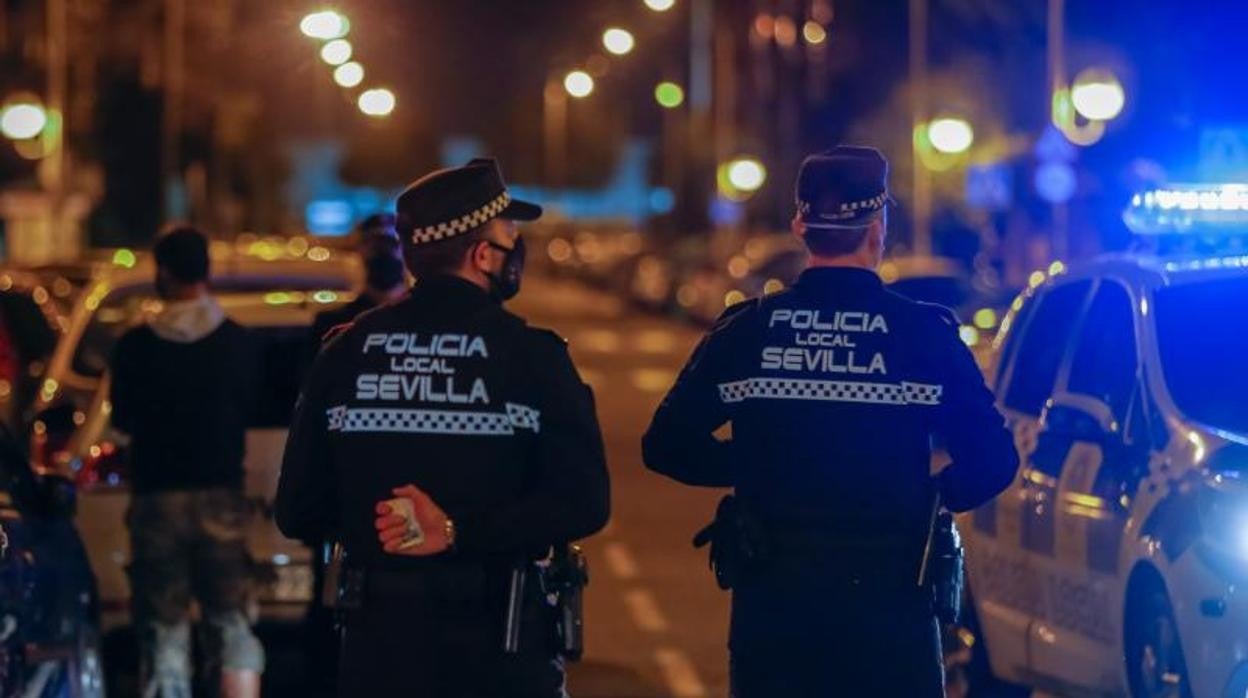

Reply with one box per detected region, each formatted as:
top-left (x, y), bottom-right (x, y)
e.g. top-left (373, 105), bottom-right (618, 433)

top-left (396, 158), bottom-right (542, 246)
top-left (796, 145), bottom-right (894, 229)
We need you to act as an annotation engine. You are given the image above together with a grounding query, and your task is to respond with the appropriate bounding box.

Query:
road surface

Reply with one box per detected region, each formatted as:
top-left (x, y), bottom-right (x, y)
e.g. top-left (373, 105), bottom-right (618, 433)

top-left (512, 275), bottom-right (730, 698)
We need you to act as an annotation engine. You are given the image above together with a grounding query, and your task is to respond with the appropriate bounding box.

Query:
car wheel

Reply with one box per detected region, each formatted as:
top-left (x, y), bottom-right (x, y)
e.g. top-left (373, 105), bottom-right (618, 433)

top-left (1125, 578), bottom-right (1193, 698)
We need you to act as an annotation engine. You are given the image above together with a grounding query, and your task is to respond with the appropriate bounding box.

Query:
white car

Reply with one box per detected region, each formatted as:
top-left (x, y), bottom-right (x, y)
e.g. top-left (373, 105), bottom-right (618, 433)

top-left (31, 250), bottom-right (361, 630)
top-left (964, 186), bottom-right (1248, 698)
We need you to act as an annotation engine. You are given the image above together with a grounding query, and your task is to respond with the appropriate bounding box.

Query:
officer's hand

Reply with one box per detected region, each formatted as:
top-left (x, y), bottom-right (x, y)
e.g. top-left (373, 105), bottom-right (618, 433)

top-left (374, 485), bottom-right (451, 556)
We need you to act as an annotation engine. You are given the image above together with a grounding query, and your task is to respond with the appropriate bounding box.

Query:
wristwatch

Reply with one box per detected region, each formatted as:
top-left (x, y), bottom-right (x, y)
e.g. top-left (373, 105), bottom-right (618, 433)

top-left (443, 517), bottom-right (457, 550)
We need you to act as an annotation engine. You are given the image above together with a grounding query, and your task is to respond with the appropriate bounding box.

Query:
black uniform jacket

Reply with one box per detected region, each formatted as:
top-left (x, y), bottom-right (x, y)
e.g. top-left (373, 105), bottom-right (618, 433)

top-left (643, 267), bottom-right (1018, 557)
top-left (276, 274), bottom-right (610, 571)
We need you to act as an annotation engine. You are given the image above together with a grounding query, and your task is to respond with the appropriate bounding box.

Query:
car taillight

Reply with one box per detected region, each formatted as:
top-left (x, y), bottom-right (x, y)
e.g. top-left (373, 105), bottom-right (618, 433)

top-left (73, 441), bottom-right (129, 490)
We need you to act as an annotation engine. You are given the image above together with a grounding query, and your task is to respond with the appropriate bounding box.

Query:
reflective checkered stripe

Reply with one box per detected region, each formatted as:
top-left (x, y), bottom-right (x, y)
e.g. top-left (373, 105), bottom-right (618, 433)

top-left (411, 191), bottom-right (511, 244)
top-left (326, 403), bottom-right (541, 436)
top-left (717, 378), bottom-right (942, 406)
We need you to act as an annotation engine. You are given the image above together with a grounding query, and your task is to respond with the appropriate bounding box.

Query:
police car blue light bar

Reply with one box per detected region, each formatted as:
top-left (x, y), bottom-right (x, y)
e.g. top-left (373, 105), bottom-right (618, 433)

top-left (1125, 183), bottom-right (1248, 235)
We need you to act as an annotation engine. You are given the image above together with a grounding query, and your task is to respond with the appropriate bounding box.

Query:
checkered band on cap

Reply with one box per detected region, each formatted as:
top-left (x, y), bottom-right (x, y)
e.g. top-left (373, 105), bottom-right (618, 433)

top-left (805, 192), bottom-right (889, 223)
top-left (717, 377), bottom-right (942, 406)
top-left (410, 191), bottom-right (512, 245)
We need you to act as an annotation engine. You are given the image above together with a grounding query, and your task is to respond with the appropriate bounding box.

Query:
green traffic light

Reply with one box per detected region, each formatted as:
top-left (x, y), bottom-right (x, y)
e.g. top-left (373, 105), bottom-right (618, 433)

top-left (655, 82), bottom-right (685, 109)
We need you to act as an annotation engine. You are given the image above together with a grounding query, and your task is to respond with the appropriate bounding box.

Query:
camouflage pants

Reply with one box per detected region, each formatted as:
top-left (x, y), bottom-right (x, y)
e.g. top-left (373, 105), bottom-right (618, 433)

top-left (128, 488), bottom-right (264, 698)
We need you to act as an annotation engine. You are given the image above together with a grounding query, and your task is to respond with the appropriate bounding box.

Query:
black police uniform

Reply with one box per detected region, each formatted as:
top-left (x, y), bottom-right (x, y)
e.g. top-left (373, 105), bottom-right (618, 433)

top-left (642, 147), bottom-right (1019, 698)
top-left (276, 160), bottom-right (610, 698)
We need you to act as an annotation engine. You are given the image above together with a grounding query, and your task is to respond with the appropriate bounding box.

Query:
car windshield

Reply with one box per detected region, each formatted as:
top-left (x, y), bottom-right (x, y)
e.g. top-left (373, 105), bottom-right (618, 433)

top-left (1156, 277), bottom-right (1248, 437)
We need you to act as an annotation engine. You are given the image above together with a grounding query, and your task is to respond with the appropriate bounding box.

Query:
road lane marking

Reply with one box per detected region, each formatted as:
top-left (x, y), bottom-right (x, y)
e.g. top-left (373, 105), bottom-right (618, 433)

top-left (577, 329), bottom-right (622, 353)
top-left (654, 647), bottom-right (707, 697)
top-left (623, 588), bottom-right (668, 633)
top-left (603, 541), bottom-right (640, 580)
top-left (633, 329), bottom-right (679, 354)
top-left (630, 368), bottom-right (677, 393)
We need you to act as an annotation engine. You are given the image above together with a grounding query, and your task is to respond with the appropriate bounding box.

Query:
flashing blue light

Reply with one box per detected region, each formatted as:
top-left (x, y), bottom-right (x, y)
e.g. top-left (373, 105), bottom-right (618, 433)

top-left (1125, 184), bottom-right (1248, 235)
top-left (1034, 162), bottom-right (1077, 204)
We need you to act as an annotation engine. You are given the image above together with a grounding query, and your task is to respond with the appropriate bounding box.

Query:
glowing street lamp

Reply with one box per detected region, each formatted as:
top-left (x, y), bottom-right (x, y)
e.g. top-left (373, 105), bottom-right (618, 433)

top-left (333, 62), bottom-right (364, 88)
top-left (644, 0), bottom-right (676, 11)
top-left (300, 10), bottom-right (349, 40)
top-left (926, 117), bottom-right (974, 155)
top-left (0, 102), bottom-right (48, 140)
top-left (602, 28), bottom-right (636, 56)
top-left (726, 157), bottom-right (767, 193)
top-left (320, 39), bottom-right (353, 66)
top-left (564, 71), bottom-right (594, 99)
top-left (654, 81), bottom-right (685, 109)
top-left (358, 88), bottom-right (395, 117)
top-left (1071, 68), bottom-right (1125, 122)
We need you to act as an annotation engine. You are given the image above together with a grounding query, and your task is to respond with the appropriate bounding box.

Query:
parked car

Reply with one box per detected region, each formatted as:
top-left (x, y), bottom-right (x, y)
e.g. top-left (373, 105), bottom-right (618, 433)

top-left (32, 251), bottom-right (362, 633)
top-left (961, 244), bottom-right (1248, 697)
top-left (0, 417), bottom-right (103, 698)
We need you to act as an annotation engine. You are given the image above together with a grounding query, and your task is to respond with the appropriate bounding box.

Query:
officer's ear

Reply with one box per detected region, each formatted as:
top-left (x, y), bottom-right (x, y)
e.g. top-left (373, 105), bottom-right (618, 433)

top-left (791, 215), bottom-right (806, 241)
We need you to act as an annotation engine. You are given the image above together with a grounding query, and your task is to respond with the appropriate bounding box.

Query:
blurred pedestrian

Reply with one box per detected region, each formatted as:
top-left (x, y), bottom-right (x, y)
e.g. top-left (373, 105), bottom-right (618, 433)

top-left (643, 146), bottom-right (1019, 697)
top-left (110, 226), bottom-right (264, 698)
top-left (309, 213), bottom-right (407, 354)
top-left (277, 158), bottom-right (609, 697)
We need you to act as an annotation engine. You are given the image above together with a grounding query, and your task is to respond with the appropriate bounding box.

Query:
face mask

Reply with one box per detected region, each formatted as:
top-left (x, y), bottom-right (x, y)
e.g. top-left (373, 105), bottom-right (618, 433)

top-left (365, 253), bottom-right (406, 292)
top-left (484, 235), bottom-right (526, 302)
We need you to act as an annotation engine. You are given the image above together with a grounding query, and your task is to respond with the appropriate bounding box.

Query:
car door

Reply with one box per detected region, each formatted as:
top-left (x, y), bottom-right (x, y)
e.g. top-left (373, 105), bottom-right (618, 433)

top-left (965, 278), bottom-right (1093, 683)
top-left (1026, 279), bottom-right (1148, 690)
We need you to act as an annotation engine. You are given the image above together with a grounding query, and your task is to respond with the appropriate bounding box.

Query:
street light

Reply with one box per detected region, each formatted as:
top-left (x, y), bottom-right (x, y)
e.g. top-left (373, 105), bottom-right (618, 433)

top-left (654, 81), bottom-right (685, 109)
top-left (602, 28), bottom-right (635, 56)
top-left (563, 71), bottom-right (594, 99)
top-left (333, 62), bottom-right (364, 88)
top-left (927, 117), bottom-right (974, 155)
top-left (1071, 68), bottom-right (1125, 122)
top-left (358, 88), bottom-right (395, 117)
top-left (300, 10), bottom-right (349, 40)
top-left (726, 157), bottom-right (767, 193)
top-left (644, 0), bottom-right (676, 11)
top-left (0, 102), bottom-right (48, 140)
top-left (320, 39), bottom-right (352, 66)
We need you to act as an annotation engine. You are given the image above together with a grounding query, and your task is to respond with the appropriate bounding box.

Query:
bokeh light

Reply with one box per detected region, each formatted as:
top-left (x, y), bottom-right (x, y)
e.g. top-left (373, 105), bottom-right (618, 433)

top-left (655, 82), bottom-right (685, 108)
top-left (927, 117), bottom-right (974, 154)
top-left (300, 11), bottom-right (349, 40)
top-left (333, 62), bottom-right (364, 88)
top-left (358, 88), bottom-right (396, 117)
top-left (564, 71), bottom-right (595, 99)
top-left (644, 0), bottom-right (675, 11)
top-left (727, 158), bottom-right (767, 193)
top-left (803, 21), bottom-right (828, 45)
top-left (1071, 68), bottom-right (1125, 121)
top-left (0, 103), bottom-right (48, 140)
top-left (320, 39), bottom-right (352, 66)
top-left (602, 28), bottom-right (636, 56)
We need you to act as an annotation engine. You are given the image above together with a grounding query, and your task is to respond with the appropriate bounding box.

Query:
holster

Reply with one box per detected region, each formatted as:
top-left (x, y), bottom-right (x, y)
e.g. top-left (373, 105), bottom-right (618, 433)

top-left (503, 545), bottom-right (589, 661)
top-left (692, 495), bottom-right (768, 591)
top-left (918, 496), bottom-right (964, 624)
top-left (322, 542), bottom-right (364, 624)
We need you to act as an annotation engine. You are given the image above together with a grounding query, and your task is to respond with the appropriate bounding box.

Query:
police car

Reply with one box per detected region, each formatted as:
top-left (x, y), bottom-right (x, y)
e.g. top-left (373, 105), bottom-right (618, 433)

top-left (963, 184), bottom-right (1248, 698)
top-left (30, 241), bottom-right (361, 631)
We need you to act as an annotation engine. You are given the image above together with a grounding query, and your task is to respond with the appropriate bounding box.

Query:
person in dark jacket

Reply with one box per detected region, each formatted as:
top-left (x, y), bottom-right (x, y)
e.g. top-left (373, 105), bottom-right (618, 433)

top-left (110, 226), bottom-right (264, 698)
top-left (309, 214), bottom-right (408, 353)
top-left (642, 146), bottom-right (1019, 698)
top-left (276, 158), bottom-right (610, 697)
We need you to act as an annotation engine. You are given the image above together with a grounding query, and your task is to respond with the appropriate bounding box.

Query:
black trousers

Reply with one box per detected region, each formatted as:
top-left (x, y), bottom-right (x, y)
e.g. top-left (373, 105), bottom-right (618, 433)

top-left (729, 575), bottom-right (945, 698)
top-left (337, 568), bottom-right (567, 698)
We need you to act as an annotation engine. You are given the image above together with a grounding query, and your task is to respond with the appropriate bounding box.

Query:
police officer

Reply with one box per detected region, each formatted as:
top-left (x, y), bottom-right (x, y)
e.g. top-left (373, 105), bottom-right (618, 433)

top-left (642, 146), bottom-right (1019, 697)
top-left (276, 158), bottom-right (610, 697)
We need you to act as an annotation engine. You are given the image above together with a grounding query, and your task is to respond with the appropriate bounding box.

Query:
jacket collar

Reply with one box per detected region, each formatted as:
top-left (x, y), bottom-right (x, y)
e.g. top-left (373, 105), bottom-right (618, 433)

top-left (793, 266), bottom-right (884, 293)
